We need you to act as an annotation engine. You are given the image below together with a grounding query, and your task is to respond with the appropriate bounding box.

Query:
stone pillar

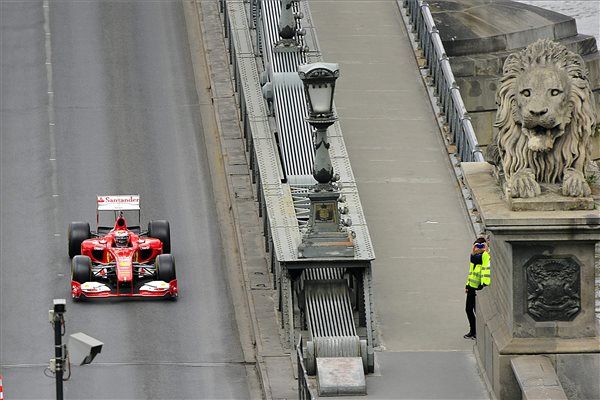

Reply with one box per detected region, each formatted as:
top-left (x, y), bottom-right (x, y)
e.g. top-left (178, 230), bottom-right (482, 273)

top-left (463, 163), bottom-right (600, 400)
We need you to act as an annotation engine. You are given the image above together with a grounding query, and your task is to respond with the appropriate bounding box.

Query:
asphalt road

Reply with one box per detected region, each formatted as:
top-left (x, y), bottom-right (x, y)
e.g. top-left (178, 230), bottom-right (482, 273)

top-left (1, 1), bottom-right (250, 398)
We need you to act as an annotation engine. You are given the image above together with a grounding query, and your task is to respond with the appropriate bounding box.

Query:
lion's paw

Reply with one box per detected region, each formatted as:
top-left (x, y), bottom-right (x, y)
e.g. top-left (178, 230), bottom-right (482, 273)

top-left (562, 168), bottom-right (591, 197)
top-left (509, 169), bottom-right (541, 198)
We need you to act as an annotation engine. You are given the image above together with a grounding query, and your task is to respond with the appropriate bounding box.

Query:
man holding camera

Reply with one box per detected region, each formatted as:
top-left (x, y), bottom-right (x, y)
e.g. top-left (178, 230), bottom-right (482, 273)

top-left (464, 237), bottom-right (491, 340)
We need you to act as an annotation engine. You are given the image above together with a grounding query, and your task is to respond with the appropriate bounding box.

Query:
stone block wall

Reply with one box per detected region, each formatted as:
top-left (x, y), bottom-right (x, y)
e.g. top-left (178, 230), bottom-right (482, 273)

top-left (475, 230), bottom-right (600, 400)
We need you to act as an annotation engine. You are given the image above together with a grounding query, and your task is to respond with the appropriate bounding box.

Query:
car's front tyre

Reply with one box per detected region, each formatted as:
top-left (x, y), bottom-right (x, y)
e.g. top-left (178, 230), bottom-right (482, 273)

top-left (72, 255), bottom-right (92, 284)
top-left (155, 254), bottom-right (176, 282)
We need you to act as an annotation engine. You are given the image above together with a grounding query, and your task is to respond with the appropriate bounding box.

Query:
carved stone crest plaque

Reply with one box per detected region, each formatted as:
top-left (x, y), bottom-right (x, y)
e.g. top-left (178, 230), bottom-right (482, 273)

top-left (525, 256), bottom-right (581, 321)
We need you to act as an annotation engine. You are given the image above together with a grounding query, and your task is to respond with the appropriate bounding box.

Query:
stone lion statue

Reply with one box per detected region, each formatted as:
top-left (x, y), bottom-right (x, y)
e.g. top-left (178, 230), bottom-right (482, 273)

top-left (487, 39), bottom-right (597, 198)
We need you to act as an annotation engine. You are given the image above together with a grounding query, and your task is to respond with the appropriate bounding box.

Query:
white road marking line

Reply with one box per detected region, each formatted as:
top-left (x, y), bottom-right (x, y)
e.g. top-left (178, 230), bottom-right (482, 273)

top-left (43, 0), bottom-right (60, 234)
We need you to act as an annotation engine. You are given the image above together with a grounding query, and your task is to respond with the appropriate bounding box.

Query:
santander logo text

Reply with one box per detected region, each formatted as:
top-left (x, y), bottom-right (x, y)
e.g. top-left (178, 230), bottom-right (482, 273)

top-left (97, 195), bottom-right (139, 204)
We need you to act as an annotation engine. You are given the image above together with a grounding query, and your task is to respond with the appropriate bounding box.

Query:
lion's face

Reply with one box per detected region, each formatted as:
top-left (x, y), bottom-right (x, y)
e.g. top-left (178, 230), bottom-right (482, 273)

top-left (514, 67), bottom-right (573, 152)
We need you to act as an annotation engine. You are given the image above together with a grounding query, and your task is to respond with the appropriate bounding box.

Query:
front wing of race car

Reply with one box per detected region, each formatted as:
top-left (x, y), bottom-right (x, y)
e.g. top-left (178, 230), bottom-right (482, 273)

top-left (71, 279), bottom-right (178, 299)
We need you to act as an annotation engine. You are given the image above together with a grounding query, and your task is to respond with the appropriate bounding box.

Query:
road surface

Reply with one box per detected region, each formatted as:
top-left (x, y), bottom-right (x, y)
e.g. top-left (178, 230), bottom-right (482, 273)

top-left (0, 1), bottom-right (250, 398)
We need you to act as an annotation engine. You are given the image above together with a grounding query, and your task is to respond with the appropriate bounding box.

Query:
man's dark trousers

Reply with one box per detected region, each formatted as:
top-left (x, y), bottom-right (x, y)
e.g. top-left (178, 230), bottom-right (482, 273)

top-left (465, 287), bottom-right (477, 336)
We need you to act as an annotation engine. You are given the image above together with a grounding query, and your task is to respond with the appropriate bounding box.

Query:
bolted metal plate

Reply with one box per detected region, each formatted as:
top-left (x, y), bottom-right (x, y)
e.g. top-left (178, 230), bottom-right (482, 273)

top-left (271, 226), bottom-right (302, 261)
top-left (348, 224), bottom-right (375, 260)
top-left (327, 120), bottom-right (344, 138)
top-left (298, 0), bottom-right (321, 53)
top-left (337, 191), bottom-right (368, 226)
top-left (226, 1), bottom-right (249, 29)
top-left (248, 117), bottom-right (271, 139)
top-left (298, 0), bottom-right (316, 29)
top-left (232, 28), bottom-right (255, 56)
top-left (262, 182), bottom-right (285, 194)
top-left (331, 158), bottom-right (358, 188)
top-left (253, 137), bottom-right (284, 184)
top-left (300, 27), bottom-right (321, 54)
top-left (238, 62), bottom-right (268, 119)
top-left (328, 135), bottom-right (350, 158)
top-left (264, 188), bottom-right (300, 228)
top-left (304, 52), bottom-right (323, 64)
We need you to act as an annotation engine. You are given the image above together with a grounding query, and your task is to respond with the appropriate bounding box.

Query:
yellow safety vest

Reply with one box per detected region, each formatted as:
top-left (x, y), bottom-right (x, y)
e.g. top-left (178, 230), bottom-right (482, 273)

top-left (466, 251), bottom-right (490, 289)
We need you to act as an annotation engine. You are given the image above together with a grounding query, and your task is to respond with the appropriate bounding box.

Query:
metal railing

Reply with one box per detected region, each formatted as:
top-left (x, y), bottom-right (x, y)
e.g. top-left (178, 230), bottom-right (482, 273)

top-left (403, 0), bottom-right (485, 163)
top-left (297, 336), bottom-right (318, 400)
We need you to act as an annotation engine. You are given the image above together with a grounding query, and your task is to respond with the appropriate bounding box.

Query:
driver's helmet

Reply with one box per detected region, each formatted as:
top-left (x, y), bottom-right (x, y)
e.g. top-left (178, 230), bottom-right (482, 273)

top-left (114, 231), bottom-right (129, 248)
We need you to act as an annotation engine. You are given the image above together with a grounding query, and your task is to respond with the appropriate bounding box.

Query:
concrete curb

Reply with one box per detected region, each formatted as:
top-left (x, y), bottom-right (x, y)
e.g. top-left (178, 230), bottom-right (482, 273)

top-left (182, 1), bottom-right (271, 398)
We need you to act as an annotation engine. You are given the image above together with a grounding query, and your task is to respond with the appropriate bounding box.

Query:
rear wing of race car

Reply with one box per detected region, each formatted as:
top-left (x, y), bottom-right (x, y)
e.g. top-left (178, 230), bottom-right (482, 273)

top-left (96, 195), bottom-right (141, 233)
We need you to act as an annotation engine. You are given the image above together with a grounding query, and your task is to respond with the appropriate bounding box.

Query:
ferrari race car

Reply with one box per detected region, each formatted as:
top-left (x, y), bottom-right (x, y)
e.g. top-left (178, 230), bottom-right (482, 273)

top-left (68, 195), bottom-right (177, 300)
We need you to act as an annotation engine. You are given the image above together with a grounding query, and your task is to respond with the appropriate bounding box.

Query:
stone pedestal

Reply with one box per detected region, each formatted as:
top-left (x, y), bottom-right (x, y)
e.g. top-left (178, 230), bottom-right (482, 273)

top-left (463, 163), bottom-right (600, 400)
top-left (506, 183), bottom-right (595, 211)
top-left (298, 190), bottom-right (355, 258)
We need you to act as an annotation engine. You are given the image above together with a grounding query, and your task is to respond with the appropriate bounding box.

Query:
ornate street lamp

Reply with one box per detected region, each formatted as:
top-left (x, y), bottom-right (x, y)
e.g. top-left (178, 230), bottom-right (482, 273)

top-left (297, 63), bottom-right (354, 258)
top-left (299, 63), bottom-right (337, 185)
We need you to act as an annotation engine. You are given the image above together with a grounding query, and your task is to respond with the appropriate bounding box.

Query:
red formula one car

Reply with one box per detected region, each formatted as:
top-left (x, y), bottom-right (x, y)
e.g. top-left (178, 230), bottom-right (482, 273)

top-left (68, 195), bottom-right (177, 300)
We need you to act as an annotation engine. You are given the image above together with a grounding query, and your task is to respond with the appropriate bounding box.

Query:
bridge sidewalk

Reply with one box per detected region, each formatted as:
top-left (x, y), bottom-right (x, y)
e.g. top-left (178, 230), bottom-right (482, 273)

top-left (309, 1), bottom-right (489, 398)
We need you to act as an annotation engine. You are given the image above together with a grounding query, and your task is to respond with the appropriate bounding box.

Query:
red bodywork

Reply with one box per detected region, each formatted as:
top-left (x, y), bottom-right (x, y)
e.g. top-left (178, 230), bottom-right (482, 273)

top-left (71, 216), bottom-right (177, 300)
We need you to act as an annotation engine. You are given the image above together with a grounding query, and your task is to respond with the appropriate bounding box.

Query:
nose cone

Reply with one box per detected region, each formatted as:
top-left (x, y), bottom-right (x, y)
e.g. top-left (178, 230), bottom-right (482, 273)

top-left (115, 254), bottom-right (134, 282)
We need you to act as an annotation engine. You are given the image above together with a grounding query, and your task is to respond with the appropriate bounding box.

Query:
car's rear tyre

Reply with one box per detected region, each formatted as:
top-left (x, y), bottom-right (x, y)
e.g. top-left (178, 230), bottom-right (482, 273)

top-left (156, 254), bottom-right (176, 282)
top-left (68, 222), bottom-right (91, 258)
top-left (72, 255), bottom-right (92, 284)
top-left (148, 220), bottom-right (170, 254)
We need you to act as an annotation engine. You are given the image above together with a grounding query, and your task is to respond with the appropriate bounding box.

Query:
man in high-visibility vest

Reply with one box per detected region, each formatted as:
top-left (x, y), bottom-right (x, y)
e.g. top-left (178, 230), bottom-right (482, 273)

top-left (464, 237), bottom-right (491, 340)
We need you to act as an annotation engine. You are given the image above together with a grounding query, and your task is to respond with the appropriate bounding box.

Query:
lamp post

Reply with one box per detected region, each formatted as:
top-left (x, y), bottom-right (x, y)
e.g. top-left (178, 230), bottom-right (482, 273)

top-left (297, 63), bottom-right (354, 258)
top-left (274, 0), bottom-right (304, 51)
